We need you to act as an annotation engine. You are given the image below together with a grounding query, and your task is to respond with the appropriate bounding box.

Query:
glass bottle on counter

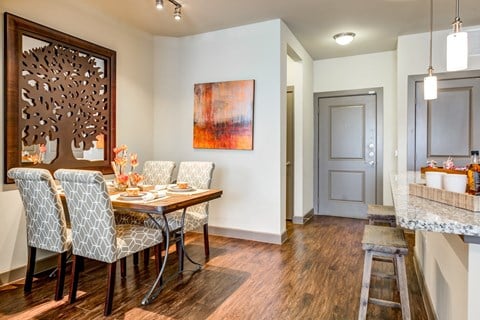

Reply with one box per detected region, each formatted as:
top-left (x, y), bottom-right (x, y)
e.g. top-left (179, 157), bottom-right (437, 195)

top-left (467, 150), bottom-right (480, 195)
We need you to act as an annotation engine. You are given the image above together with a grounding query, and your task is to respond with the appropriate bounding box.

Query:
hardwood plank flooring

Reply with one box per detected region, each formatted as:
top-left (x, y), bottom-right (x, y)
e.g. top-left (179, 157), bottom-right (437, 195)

top-left (0, 216), bottom-right (427, 319)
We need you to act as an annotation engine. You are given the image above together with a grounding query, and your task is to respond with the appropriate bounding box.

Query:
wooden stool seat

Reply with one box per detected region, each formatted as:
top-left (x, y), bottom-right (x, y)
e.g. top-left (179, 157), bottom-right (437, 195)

top-left (358, 225), bottom-right (410, 320)
top-left (367, 204), bottom-right (396, 227)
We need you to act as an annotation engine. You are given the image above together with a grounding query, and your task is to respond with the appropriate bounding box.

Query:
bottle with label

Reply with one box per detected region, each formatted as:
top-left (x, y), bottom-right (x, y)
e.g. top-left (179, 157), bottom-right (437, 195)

top-left (467, 150), bottom-right (480, 195)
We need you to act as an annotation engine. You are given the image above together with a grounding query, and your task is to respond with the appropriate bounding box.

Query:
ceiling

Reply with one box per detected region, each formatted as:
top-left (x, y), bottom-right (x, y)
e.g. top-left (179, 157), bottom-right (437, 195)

top-left (83, 0), bottom-right (480, 60)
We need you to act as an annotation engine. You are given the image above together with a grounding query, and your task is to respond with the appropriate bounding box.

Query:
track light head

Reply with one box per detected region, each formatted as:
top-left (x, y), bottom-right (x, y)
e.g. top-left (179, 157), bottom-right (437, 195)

top-left (155, 0), bottom-right (164, 9)
top-left (174, 6), bottom-right (181, 20)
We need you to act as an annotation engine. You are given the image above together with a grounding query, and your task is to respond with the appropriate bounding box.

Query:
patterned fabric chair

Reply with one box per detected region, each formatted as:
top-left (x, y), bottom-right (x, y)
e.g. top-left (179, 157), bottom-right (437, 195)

top-left (114, 161), bottom-right (176, 266)
top-left (7, 168), bottom-right (72, 301)
top-left (54, 169), bottom-right (163, 316)
top-left (142, 160), bottom-right (176, 185)
top-left (145, 161), bottom-right (215, 257)
top-left (115, 160), bottom-right (176, 226)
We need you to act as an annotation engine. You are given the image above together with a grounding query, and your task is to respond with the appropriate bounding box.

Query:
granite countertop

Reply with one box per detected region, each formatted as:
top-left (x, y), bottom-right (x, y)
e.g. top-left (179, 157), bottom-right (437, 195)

top-left (391, 171), bottom-right (480, 237)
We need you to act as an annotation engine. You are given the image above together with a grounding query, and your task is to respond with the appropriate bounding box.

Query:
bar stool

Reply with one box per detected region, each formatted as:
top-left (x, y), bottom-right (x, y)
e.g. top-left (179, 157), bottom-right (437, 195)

top-left (367, 204), bottom-right (396, 227)
top-left (358, 225), bottom-right (410, 320)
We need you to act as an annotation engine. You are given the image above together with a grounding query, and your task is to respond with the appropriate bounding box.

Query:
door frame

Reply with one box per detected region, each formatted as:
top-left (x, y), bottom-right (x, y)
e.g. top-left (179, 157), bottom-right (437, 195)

top-left (407, 70), bottom-right (480, 170)
top-left (286, 85), bottom-right (295, 220)
top-left (313, 88), bottom-right (384, 214)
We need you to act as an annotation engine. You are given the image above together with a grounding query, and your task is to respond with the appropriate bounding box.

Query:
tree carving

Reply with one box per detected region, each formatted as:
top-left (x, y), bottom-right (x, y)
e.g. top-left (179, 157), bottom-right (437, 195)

top-left (19, 42), bottom-right (110, 163)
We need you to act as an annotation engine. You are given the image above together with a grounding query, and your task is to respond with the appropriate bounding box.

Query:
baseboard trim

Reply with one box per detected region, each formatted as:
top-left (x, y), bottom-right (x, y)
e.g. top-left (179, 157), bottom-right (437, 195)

top-left (292, 208), bottom-right (314, 225)
top-left (413, 251), bottom-right (437, 320)
top-left (208, 226), bottom-right (285, 244)
top-left (0, 254), bottom-right (58, 286)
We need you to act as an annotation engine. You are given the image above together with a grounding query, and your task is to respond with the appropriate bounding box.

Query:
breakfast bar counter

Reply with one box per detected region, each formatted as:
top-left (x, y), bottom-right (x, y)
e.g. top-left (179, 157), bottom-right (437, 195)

top-left (391, 171), bottom-right (480, 320)
top-left (391, 171), bottom-right (480, 237)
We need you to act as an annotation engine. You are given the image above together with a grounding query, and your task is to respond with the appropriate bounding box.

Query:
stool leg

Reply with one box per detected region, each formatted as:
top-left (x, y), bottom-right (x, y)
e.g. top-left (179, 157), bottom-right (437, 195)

top-left (395, 254), bottom-right (411, 320)
top-left (358, 250), bottom-right (373, 320)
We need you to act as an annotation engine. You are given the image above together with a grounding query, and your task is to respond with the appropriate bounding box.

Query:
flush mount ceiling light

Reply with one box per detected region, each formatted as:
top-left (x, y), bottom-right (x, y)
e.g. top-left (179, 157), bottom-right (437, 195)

top-left (155, 0), bottom-right (182, 20)
top-left (424, 0), bottom-right (437, 100)
top-left (447, 0), bottom-right (468, 71)
top-left (333, 32), bottom-right (356, 45)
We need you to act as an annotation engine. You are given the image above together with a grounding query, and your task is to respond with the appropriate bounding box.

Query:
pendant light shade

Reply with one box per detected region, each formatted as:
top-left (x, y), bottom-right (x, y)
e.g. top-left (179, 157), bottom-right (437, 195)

top-left (424, 0), bottom-right (437, 100)
top-left (446, 0), bottom-right (468, 71)
top-left (447, 31), bottom-right (468, 71)
top-left (424, 73), bottom-right (438, 100)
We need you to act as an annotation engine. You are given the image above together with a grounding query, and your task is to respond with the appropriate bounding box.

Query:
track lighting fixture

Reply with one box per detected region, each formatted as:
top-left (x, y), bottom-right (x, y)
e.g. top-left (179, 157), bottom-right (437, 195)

top-left (155, 0), bottom-right (183, 20)
top-left (174, 6), bottom-right (181, 20)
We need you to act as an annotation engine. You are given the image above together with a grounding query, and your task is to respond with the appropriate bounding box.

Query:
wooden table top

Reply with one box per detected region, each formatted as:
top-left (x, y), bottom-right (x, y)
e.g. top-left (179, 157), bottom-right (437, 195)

top-left (110, 189), bottom-right (223, 215)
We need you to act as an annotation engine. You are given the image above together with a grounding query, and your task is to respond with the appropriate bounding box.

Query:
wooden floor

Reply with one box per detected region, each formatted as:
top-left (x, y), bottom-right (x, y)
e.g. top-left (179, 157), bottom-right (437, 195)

top-left (0, 216), bottom-right (427, 319)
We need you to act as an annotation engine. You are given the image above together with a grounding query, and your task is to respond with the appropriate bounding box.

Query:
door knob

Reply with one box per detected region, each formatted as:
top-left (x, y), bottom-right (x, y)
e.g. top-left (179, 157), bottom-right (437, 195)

top-left (368, 151), bottom-right (375, 157)
top-left (368, 143), bottom-right (375, 149)
top-left (368, 161), bottom-right (375, 166)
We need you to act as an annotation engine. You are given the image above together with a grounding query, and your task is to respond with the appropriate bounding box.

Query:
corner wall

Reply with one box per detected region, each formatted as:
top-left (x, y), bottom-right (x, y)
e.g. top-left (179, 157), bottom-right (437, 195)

top-left (153, 20), bottom-right (285, 240)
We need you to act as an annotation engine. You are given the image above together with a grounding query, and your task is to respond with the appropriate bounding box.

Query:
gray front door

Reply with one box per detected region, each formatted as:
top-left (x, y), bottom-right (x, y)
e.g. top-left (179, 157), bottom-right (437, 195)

top-left (315, 93), bottom-right (378, 218)
top-left (414, 77), bottom-right (480, 170)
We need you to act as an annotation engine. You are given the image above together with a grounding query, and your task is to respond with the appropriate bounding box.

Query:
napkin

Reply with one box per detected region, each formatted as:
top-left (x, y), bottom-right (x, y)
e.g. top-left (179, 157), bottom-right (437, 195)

top-left (142, 193), bottom-right (155, 201)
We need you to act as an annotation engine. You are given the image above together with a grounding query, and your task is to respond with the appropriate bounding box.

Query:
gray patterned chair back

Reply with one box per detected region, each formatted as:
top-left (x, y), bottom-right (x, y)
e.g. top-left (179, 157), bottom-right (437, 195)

top-left (177, 161), bottom-right (215, 215)
top-left (142, 161), bottom-right (176, 185)
top-left (54, 169), bottom-right (117, 263)
top-left (7, 168), bottom-right (70, 253)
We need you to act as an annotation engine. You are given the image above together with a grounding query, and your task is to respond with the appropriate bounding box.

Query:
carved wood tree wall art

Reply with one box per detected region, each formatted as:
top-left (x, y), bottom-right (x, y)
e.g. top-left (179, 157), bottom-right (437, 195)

top-left (4, 13), bottom-right (116, 183)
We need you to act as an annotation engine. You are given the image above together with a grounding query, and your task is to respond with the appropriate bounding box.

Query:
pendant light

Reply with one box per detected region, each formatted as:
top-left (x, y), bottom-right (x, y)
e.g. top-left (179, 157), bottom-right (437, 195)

top-left (446, 0), bottom-right (468, 71)
top-left (424, 0), bottom-right (437, 100)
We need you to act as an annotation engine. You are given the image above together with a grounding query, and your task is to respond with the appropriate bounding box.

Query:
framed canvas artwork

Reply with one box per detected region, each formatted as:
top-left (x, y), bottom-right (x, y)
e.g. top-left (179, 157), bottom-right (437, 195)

top-left (193, 80), bottom-right (254, 150)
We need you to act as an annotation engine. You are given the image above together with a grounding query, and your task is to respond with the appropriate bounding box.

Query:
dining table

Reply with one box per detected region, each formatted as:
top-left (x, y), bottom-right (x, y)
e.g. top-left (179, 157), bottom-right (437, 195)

top-left (111, 186), bottom-right (223, 305)
top-left (60, 183), bottom-right (223, 305)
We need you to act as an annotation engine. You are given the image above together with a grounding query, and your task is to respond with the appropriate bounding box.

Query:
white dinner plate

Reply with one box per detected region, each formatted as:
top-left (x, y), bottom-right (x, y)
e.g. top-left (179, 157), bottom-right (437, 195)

top-left (118, 192), bottom-right (148, 201)
top-left (167, 186), bottom-right (195, 192)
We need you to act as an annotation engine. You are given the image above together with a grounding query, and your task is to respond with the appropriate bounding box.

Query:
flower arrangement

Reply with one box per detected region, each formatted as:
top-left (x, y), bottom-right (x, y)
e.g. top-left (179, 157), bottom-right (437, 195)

top-left (111, 144), bottom-right (143, 190)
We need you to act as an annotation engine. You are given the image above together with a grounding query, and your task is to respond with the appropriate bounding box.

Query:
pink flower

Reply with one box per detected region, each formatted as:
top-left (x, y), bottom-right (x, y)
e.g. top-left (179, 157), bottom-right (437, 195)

top-left (130, 153), bottom-right (138, 168)
top-left (116, 174), bottom-right (129, 184)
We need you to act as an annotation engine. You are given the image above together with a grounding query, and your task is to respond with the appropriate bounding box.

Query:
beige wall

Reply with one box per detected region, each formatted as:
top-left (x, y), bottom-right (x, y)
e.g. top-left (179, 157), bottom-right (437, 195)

top-left (0, 0), bottom-right (154, 276)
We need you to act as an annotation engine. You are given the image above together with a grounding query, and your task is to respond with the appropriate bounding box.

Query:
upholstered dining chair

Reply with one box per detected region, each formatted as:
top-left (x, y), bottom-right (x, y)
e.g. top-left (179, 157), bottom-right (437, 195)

top-left (54, 169), bottom-right (163, 316)
top-left (115, 160), bottom-right (176, 226)
top-left (7, 167), bottom-right (72, 301)
top-left (145, 161), bottom-right (215, 257)
top-left (114, 160), bottom-right (176, 266)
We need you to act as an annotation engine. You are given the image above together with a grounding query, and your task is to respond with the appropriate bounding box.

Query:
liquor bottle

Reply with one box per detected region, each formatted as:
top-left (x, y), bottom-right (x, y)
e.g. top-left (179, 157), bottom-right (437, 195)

top-left (467, 150), bottom-right (480, 195)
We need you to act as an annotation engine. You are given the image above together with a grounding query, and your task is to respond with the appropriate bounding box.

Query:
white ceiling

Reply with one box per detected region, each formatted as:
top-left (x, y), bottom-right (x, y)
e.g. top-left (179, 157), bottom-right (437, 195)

top-left (84, 0), bottom-right (480, 60)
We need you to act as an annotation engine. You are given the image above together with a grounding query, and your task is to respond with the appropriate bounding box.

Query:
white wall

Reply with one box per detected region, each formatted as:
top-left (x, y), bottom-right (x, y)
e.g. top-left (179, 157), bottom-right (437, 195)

top-left (0, 0), bottom-right (154, 275)
top-left (313, 51), bottom-right (397, 205)
top-left (154, 20), bottom-right (285, 238)
top-left (282, 22), bottom-right (315, 222)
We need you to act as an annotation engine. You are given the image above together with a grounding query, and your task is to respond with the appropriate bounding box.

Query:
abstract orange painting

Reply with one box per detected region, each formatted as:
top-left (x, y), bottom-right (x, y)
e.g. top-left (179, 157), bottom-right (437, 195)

top-left (193, 80), bottom-right (254, 150)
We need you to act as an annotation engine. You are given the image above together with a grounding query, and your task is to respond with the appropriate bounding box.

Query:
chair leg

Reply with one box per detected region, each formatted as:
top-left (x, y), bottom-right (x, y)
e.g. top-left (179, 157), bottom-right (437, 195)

top-left (133, 252), bottom-right (139, 266)
top-left (143, 248), bottom-right (150, 266)
top-left (69, 255), bottom-right (81, 304)
top-left (104, 262), bottom-right (117, 316)
top-left (358, 250), bottom-right (373, 320)
top-left (24, 246), bottom-right (37, 293)
top-left (396, 254), bottom-right (411, 320)
top-left (54, 251), bottom-right (67, 301)
top-left (154, 244), bottom-right (162, 275)
top-left (203, 223), bottom-right (210, 257)
top-left (120, 258), bottom-right (127, 278)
